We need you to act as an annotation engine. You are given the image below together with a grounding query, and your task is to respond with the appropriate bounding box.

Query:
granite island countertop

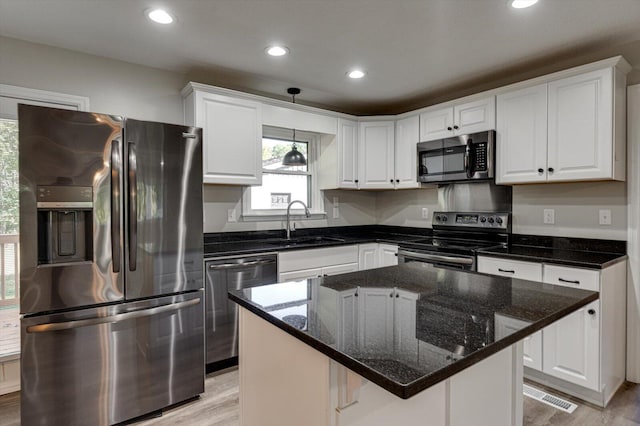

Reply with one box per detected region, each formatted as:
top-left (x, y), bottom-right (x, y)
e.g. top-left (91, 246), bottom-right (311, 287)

top-left (228, 262), bottom-right (598, 398)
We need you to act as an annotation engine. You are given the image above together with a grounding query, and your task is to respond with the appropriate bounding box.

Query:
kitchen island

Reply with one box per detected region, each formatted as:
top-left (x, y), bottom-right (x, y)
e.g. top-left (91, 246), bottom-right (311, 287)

top-left (229, 262), bottom-right (599, 426)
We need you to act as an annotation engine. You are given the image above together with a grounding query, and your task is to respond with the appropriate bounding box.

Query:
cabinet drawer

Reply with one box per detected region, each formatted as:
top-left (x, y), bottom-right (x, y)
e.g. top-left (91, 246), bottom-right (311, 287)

top-left (477, 256), bottom-right (542, 281)
top-left (278, 245), bottom-right (358, 273)
top-left (279, 268), bottom-right (323, 282)
top-left (543, 265), bottom-right (600, 292)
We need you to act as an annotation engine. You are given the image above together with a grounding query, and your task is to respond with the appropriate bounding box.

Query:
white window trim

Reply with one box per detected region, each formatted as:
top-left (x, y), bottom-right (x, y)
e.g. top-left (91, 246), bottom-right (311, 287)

top-left (242, 126), bottom-right (326, 221)
top-left (0, 84), bottom-right (90, 119)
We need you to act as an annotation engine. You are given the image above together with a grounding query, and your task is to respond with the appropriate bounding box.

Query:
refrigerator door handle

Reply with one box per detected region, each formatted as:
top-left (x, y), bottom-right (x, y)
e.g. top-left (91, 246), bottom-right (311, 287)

top-left (128, 143), bottom-right (138, 271)
top-left (111, 139), bottom-right (121, 273)
top-left (26, 298), bottom-right (201, 333)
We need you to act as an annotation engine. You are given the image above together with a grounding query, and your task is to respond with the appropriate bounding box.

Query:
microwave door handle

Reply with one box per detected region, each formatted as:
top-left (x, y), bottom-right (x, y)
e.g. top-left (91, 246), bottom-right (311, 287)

top-left (128, 143), bottom-right (137, 271)
top-left (464, 140), bottom-right (475, 178)
top-left (110, 138), bottom-right (121, 273)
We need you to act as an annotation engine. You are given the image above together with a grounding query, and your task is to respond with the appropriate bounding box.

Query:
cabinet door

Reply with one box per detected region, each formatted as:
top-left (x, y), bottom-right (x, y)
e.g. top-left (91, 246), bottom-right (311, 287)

top-left (337, 119), bottom-right (359, 189)
top-left (358, 121), bottom-right (395, 189)
top-left (494, 314), bottom-right (542, 371)
top-left (419, 107), bottom-right (453, 141)
top-left (394, 289), bottom-right (419, 366)
top-left (378, 244), bottom-right (399, 267)
top-left (195, 91), bottom-right (262, 185)
top-left (337, 289), bottom-right (358, 352)
top-left (358, 243), bottom-right (378, 271)
top-left (547, 68), bottom-right (613, 182)
top-left (394, 115), bottom-right (420, 189)
top-left (358, 288), bottom-right (394, 353)
top-left (322, 263), bottom-right (359, 277)
top-left (279, 267), bottom-right (323, 282)
top-left (496, 84), bottom-right (548, 184)
top-left (542, 300), bottom-right (600, 391)
top-left (453, 97), bottom-right (496, 135)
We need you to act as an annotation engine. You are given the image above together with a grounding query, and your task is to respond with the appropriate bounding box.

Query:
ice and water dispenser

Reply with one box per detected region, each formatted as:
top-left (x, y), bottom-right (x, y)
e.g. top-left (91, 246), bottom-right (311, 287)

top-left (36, 186), bottom-right (93, 264)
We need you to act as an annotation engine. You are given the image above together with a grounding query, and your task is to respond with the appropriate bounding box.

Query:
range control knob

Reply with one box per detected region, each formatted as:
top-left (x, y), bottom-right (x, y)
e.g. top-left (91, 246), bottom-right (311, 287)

top-left (496, 217), bottom-right (503, 224)
top-left (480, 216), bottom-right (487, 223)
top-left (488, 217), bottom-right (495, 224)
top-left (441, 215), bottom-right (448, 222)
top-left (435, 215), bottom-right (442, 222)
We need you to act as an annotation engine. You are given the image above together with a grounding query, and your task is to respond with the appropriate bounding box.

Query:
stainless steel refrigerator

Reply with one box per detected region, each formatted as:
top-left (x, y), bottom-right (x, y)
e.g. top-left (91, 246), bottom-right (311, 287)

top-left (18, 104), bottom-right (205, 425)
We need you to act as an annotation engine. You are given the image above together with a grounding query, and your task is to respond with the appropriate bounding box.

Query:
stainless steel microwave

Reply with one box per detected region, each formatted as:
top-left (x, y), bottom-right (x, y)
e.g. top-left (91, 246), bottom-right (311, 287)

top-left (417, 130), bottom-right (495, 184)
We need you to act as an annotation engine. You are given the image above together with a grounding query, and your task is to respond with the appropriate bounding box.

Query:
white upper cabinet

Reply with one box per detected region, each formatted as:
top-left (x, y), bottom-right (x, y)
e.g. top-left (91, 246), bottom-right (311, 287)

top-left (358, 121), bottom-right (396, 189)
top-left (394, 115), bottom-right (420, 189)
top-left (547, 69), bottom-right (615, 182)
top-left (496, 59), bottom-right (629, 184)
top-left (183, 84), bottom-right (262, 185)
top-left (338, 119), bottom-right (359, 189)
top-left (419, 97), bottom-right (495, 141)
top-left (496, 84), bottom-right (548, 184)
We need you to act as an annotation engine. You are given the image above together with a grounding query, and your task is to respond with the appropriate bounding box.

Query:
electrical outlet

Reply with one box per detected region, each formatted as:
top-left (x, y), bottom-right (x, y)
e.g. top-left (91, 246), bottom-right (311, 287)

top-left (333, 205), bottom-right (339, 219)
top-left (333, 196), bottom-right (339, 207)
top-left (227, 209), bottom-right (236, 223)
top-left (421, 208), bottom-right (429, 219)
top-left (599, 209), bottom-right (612, 225)
top-left (543, 209), bottom-right (555, 225)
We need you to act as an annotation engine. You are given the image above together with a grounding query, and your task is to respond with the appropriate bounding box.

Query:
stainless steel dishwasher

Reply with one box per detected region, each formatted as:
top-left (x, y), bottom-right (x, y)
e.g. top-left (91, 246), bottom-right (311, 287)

top-left (205, 253), bottom-right (278, 370)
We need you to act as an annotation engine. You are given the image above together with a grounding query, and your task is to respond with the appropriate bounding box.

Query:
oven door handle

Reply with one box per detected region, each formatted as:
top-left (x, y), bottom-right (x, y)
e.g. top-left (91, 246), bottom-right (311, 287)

top-left (398, 250), bottom-right (474, 266)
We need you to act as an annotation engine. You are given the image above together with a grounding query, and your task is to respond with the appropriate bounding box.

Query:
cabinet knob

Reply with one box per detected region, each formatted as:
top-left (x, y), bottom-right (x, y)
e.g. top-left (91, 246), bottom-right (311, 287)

top-left (390, 179), bottom-right (394, 183)
top-left (548, 167), bottom-right (554, 173)
top-left (395, 294), bottom-right (399, 298)
top-left (453, 125), bottom-right (459, 130)
top-left (447, 126), bottom-right (453, 131)
top-left (354, 179), bottom-right (359, 183)
top-left (389, 293), bottom-right (393, 298)
top-left (538, 168), bottom-right (544, 174)
top-left (588, 309), bottom-right (596, 316)
top-left (396, 179), bottom-right (400, 183)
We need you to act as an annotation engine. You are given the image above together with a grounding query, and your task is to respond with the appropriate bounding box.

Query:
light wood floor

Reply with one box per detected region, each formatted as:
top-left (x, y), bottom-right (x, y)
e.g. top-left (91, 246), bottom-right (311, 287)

top-left (1, 368), bottom-right (638, 425)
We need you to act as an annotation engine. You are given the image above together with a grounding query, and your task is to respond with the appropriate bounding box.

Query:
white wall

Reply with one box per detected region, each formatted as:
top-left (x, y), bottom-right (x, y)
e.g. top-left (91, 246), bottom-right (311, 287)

top-left (203, 186), bottom-right (377, 233)
top-left (0, 36), bottom-right (186, 124)
top-left (375, 188), bottom-right (438, 228)
top-left (511, 182), bottom-right (627, 240)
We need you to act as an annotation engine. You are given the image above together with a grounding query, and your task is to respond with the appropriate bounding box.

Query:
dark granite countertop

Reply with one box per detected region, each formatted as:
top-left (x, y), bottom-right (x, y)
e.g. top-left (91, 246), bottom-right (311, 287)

top-left (205, 226), bottom-right (626, 269)
top-left (228, 262), bottom-right (598, 399)
top-left (204, 225), bottom-right (431, 257)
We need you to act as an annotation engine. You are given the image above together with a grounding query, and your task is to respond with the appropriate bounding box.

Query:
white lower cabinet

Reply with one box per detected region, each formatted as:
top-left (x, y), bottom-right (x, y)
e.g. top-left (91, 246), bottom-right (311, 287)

top-left (358, 243), bottom-right (398, 270)
top-left (479, 255), bottom-right (626, 406)
top-left (278, 245), bottom-right (359, 281)
top-left (542, 300), bottom-right (599, 390)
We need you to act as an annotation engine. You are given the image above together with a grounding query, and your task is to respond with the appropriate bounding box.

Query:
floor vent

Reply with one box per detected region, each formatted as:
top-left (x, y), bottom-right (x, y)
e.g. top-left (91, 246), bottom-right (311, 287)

top-left (523, 384), bottom-right (578, 414)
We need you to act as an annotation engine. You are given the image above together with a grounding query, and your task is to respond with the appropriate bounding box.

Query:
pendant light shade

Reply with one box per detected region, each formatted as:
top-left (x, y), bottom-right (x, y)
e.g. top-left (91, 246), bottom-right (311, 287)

top-left (282, 88), bottom-right (307, 166)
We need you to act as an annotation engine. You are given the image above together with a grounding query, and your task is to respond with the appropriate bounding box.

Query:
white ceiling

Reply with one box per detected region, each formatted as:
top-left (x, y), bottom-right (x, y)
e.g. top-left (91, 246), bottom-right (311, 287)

top-left (1, 0), bottom-right (640, 114)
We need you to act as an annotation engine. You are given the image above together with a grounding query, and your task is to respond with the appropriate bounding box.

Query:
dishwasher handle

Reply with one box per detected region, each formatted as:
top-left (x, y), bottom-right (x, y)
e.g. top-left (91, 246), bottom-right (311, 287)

top-left (208, 258), bottom-right (276, 270)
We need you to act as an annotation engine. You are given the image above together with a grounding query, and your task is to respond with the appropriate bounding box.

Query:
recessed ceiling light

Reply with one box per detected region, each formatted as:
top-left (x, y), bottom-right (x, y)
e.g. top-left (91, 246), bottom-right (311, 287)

top-left (511, 0), bottom-right (538, 8)
top-left (266, 46), bottom-right (289, 57)
top-left (347, 70), bottom-right (366, 79)
top-left (147, 9), bottom-right (174, 24)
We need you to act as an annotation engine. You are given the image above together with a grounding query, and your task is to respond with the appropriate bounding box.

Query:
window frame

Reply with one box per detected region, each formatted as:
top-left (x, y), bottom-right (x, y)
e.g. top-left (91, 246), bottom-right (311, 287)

top-left (242, 126), bottom-right (325, 221)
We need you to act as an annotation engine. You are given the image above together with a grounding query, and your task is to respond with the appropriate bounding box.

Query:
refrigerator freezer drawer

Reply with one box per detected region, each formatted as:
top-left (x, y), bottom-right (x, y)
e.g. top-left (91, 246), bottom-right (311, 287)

top-left (20, 291), bottom-right (204, 425)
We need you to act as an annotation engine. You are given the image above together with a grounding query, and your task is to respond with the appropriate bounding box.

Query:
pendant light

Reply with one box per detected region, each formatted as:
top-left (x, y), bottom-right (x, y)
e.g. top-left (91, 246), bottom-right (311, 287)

top-left (282, 87), bottom-right (307, 166)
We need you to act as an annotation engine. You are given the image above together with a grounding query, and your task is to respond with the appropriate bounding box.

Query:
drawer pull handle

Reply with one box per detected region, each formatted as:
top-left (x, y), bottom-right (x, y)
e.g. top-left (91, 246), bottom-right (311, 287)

top-left (588, 309), bottom-right (596, 316)
top-left (558, 278), bottom-right (580, 284)
top-left (498, 268), bottom-right (515, 274)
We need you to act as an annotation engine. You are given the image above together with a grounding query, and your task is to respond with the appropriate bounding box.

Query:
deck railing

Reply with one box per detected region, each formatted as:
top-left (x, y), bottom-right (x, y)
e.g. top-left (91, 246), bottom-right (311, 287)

top-left (0, 234), bottom-right (19, 307)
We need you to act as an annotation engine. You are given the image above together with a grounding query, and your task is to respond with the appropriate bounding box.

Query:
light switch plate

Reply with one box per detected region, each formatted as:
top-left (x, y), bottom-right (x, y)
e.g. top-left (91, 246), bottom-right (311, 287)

top-left (227, 209), bottom-right (237, 222)
top-left (421, 208), bottom-right (429, 219)
top-left (543, 209), bottom-right (555, 225)
top-left (599, 209), bottom-right (612, 225)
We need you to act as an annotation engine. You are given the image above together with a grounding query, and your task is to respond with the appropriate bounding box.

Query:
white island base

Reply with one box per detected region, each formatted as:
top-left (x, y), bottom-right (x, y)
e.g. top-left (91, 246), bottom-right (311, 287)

top-left (238, 307), bottom-right (524, 426)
